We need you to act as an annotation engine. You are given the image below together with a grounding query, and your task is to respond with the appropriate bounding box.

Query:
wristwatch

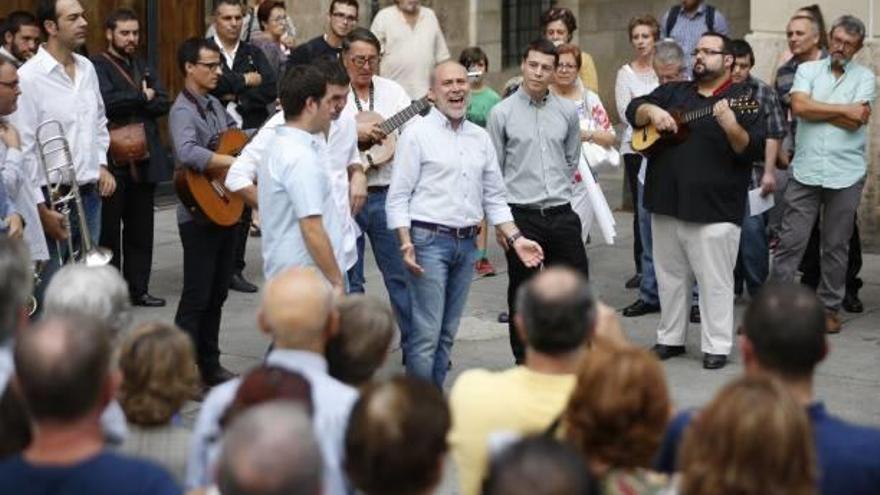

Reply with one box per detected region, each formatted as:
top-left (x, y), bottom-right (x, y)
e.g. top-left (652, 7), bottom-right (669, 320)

top-left (506, 231), bottom-right (523, 246)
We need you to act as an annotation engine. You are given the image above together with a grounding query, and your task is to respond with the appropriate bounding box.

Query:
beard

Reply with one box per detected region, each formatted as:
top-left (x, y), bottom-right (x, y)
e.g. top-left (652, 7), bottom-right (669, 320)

top-left (113, 40), bottom-right (137, 56)
top-left (692, 63), bottom-right (720, 82)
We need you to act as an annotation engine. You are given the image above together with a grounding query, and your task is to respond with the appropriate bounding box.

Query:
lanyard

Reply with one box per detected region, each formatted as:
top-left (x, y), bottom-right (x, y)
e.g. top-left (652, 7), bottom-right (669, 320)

top-left (351, 82), bottom-right (374, 112)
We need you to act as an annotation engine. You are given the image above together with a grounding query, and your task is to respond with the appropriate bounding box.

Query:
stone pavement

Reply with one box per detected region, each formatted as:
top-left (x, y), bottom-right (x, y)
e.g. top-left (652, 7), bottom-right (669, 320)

top-left (138, 168), bottom-right (880, 434)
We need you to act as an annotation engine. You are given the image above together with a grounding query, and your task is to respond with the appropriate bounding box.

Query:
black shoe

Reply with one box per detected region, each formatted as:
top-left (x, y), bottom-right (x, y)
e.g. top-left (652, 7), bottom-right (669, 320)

top-left (702, 353), bottom-right (728, 370)
top-left (622, 299), bottom-right (660, 317)
top-left (690, 305), bottom-right (701, 324)
top-left (652, 344), bottom-right (686, 360)
top-left (202, 366), bottom-right (237, 387)
top-left (842, 292), bottom-right (864, 313)
top-left (131, 293), bottom-right (166, 307)
top-left (625, 273), bottom-right (642, 289)
top-left (229, 272), bottom-right (258, 293)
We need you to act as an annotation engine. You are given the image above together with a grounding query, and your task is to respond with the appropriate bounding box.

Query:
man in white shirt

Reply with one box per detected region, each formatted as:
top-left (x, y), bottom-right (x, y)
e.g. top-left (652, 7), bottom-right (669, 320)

top-left (387, 61), bottom-right (543, 386)
top-left (371, 0), bottom-right (451, 99)
top-left (11, 0), bottom-right (115, 295)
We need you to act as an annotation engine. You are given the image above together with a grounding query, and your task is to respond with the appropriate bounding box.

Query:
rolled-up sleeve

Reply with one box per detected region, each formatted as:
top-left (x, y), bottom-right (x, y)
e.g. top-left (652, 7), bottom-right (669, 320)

top-left (386, 126), bottom-right (421, 230)
top-left (480, 136), bottom-right (513, 226)
top-left (170, 105), bottom-right (212, 172)
top-left (225, 125), bottom-right (271, 191)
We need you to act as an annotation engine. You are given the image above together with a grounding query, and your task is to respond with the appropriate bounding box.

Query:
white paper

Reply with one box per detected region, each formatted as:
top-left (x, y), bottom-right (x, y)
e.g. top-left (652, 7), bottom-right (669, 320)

top-left (748, 188), bottom-right (775, 216)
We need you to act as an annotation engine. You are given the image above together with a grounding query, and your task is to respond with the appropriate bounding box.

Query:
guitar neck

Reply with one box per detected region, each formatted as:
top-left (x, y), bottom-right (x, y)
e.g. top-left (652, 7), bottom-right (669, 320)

top-left (379, 102), bottom-right (422, 134)
top-left (680, 103), bottom-right (718, 124)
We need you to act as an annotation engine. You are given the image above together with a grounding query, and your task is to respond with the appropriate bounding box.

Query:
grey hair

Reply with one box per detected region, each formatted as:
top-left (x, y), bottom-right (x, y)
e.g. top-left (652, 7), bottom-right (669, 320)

top-left (217, 401), bottom-right (323, 495)
top-left (654, 39), bottom-right (685, 69)
top-left (830, 15), bottom-right (866, 43)
top-left (43, 265), bottom-right (133, 338)
top-left (789, 14), bottom-right (821, 37)
top-left (0, 238), bottom-right (33, 343)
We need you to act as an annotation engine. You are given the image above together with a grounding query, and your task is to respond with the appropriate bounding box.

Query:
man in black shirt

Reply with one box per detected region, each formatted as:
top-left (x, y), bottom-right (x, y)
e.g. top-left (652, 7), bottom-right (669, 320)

top-left (626, 32), bottom-right (764, 370)
top-left (287, 0), bottom-right (359, 69)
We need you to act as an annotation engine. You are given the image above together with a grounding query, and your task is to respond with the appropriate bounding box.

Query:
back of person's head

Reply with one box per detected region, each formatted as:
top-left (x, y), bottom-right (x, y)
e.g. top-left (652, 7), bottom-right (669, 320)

top-left (14, 315), bottom-right (113, 422)
top-left (653, 39), bottom-right (685, 69)
top-left (326, 294), bottom-right (394, 387)
top-left (678, 375), bottom-right (817, 495)
top-left (515, 267), bottom-right (596, 356)
top-left (482, 436), bottom-right (596, 495)
top-left (35, 0), bottom-right (58, 37)
top-left (217, 402), bottom-right (322, 495)
top-left (278, 64), bottom-right (327, 121)
top-left (0, 238), bottom-right (32, 344)
top-left (345, 376), bottom-right (450, 495)
top-left (118, 322), bottom-right (198, 426)
top-left (220, 366), bottom-right (314, 429)
top-left (259, 267), bottom-right (336, 351)
top-left (563, 345), bottom-right (670, 470)
top-left (43, 264), bottom-right (133, 338)
top-left (741, 283), bottom-right (826, 380)
top-left (310, 55), bottom-right (350, 86)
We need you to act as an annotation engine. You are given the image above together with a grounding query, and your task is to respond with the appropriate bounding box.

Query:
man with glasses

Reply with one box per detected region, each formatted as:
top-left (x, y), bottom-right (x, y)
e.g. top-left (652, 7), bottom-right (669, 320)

top-left (287, 0), bottom-right (359, 68)
top-left (770, 16), bottom-right (874, 335)
top-left (486, 39), bottom-right (587, 365)
top-left (627, 32), bottom-right (765, 370)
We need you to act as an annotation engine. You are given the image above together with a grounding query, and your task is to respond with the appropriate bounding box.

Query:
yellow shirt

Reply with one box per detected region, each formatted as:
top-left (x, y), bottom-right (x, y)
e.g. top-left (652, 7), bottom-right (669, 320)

top-left (580, 51), bottom-right (600, 94)
top-left (449, 367), bottom-right (576, 495)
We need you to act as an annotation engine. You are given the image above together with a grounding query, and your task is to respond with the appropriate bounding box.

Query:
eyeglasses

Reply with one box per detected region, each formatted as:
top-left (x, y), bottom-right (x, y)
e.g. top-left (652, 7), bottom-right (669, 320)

top-left (349, 55), bottom-right (379, 68)
top-left (331, 12), bottom-right (358, 23)
top-left (0, 80), bottom-right (19, 90)
top-left (830, 36), bottom-right (859, 51)
top-left (556, 63), bottom-right (578, 72)
top-left (195, 61), bottom-right (223, 70)
top-left (691, 48), bottom-right (726, 57)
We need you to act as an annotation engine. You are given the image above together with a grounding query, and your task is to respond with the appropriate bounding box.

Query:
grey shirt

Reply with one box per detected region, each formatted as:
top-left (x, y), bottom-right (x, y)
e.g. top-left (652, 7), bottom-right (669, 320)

top-left (486, 87), bottom-right (581, 207)
top-left (169, 90), bottom-right (236, 224)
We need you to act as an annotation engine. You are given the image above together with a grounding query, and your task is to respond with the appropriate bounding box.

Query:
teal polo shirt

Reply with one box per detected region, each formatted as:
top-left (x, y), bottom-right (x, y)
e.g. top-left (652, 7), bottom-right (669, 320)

top-left (790, 58), bottom-right (875, 189)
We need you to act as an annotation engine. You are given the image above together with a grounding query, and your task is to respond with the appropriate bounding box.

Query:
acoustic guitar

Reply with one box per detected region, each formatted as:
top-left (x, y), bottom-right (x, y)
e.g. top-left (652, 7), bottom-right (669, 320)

top-left (356, 97), bottom-right (431, 168)
top-left (631, 94), bottom-right (759, 153)
top-left (174, 128), bottom-right (248, 227)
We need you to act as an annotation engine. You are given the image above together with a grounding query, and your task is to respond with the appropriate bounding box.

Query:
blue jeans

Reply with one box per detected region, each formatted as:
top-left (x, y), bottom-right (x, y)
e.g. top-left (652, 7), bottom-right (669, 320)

top-left (734, 208), bottom-right (768, 296)
top-left (637, 182), bottom-right (659, 305)
top-left (405, 226), bottom-right (477, 386)
top-left (347, 189), bottom-right (413, 345)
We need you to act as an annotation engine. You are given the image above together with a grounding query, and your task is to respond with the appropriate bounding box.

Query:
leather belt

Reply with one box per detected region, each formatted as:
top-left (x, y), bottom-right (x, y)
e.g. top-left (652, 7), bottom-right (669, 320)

top-left (367, 185), bottom-right (389, 194)
top-left (509, 202), bottom-right (572, 217)
top-left (411, 220), bottom-right (480, 239)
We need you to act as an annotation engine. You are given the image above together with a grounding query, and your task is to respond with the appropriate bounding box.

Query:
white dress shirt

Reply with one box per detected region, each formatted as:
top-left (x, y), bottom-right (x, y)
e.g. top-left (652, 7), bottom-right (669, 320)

top-left (10, 46), bottom-right (110, 200)
top-left (0, 140), bottom-right (48, 260)
top-left (387, 108), bottom-right (513, 230)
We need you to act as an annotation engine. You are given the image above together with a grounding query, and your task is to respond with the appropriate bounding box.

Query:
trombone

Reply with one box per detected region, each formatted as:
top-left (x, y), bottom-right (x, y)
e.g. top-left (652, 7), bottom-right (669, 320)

top-left (35, 120), bottom-right (112, 267)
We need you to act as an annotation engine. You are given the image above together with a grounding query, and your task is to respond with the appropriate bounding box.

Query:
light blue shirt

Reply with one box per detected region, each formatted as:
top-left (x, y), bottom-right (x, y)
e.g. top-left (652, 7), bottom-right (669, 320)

top-left (258, 125), bottom-right (345, 279)
top-left (387, 108), bottom-right (514, 230)
top-left (790, 58), bottom-right (875, 189)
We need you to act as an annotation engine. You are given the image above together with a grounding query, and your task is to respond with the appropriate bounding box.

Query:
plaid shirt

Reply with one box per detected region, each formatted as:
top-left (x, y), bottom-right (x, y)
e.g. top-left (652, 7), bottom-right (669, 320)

top-left (774, 51), bottom-right (827, 141)
top-left (745, 75), bottom-right (785, 172)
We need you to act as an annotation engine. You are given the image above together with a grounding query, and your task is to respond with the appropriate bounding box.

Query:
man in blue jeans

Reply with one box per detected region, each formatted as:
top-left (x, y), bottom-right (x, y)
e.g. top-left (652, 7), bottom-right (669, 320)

top-left (387, 61), bottom-right (543, 386)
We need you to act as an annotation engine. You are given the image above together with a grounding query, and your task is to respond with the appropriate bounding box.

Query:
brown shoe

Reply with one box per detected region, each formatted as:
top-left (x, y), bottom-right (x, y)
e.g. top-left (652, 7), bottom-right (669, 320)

top-left (825, 310), bottom-right (842, 334)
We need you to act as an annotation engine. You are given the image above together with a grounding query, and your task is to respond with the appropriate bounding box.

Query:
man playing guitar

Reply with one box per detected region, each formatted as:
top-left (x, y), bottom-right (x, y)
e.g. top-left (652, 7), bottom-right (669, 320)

top-left (169, 37), bottom-right (240, 388)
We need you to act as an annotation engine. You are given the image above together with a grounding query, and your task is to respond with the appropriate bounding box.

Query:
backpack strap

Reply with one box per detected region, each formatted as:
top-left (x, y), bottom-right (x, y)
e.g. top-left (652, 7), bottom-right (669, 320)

top-left (705, 4), bottom-right (716, 32)
top-left (664, 4), bottom-right (681, 38)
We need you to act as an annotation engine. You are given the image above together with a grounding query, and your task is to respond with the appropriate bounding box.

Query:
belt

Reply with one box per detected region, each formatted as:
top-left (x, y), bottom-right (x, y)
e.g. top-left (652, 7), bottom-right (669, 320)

top-left (509, 202), bottom-right (571, 216)
top-left (367, 185), bottom-right (389, 194)
top-left (411, 220), bottom-right (480, 239)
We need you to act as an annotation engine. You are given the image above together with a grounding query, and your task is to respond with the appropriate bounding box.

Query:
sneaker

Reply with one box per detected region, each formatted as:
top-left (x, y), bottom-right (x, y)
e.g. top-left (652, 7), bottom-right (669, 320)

top-left (475, 258), bottom-right (496, 277)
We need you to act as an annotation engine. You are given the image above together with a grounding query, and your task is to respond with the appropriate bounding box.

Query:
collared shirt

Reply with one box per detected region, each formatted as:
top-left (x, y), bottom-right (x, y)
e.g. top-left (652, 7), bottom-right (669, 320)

top-left (340, 75), bottom-right (413, 187)
top-left (486, 87), bottom-right (582, 208)
top-left (661, 2), bottom-right (729, 72)
top-left (168, 89), bottom-right (236, 224)
top-left (185, 349), bottom-right (358, 495)
top-left (387, 107), bottom-right (513, 230)
top-left (789, 58), bottom-right (875, 189)
top-left (370, 5), bottom-right (451, 99)
top-left (1, 140), bottom-right (47, 260)
top-left (258, 126), bottom-right (345, 279)
top-left (10, 46), bottom-right (110, 201)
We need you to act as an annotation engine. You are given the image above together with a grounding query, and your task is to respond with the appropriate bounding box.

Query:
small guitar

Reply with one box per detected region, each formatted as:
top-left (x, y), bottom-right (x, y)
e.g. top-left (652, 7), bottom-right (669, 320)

top-left (356, 97), bottom-right (431, 168)
top-left (631, 94), bottom-right (759, 153)
top-left (174, 128), bottom-right (248, 227)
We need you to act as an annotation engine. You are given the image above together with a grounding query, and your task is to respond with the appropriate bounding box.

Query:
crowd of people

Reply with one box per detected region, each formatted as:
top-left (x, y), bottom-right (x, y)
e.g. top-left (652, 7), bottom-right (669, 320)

top-left (0, 0), bottom-right (879, 493)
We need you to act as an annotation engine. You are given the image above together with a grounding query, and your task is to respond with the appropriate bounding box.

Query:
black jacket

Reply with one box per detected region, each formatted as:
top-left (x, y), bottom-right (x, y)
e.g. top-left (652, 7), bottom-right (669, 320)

top-left (208, 38), bottom-right (277, 130)
top-left (91, 51), bottom-right (172, 183)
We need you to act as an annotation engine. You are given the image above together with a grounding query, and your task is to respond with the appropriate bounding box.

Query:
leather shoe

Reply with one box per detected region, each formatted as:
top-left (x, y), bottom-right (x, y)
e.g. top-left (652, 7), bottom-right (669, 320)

top-left (622, 299), bottom-right (660, 317)
top-left (131, 293), bottom-right (166, 307)
top-left (202, 366), bottom-right (237, 387)
top-left (689, 305), bottom-right (701, 324)
top-left (229, 272), bottom-right (258, 293)
top-left (702, 353), bottom-right (727, 370)
top-left (652, 344), bottom-right (686, 360)
top-left (825, 310), bottom-right (842, 334)
top-left (624, 273), bottom-right (642, 289)
top-left (842, 292), bottom-right (864, 313)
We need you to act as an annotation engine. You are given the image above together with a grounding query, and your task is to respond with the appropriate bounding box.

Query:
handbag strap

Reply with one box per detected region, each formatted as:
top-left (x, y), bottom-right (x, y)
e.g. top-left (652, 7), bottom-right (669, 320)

top-left (101, 52), bottom-right (140, 91)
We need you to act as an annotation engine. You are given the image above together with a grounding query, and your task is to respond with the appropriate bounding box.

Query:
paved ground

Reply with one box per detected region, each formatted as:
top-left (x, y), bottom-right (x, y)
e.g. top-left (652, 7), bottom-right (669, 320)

top-left (138, 167), bottom-right (880, 432)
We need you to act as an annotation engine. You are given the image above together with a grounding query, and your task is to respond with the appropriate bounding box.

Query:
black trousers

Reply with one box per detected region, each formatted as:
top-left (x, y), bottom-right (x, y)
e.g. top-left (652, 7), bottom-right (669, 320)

top-left (99, 172), bottom-right (156, 297)
top-left (623, 153), bottom-right (643, 274)
top-left (800, 213), bottom-right (863, 294)
top-left (233, 206), bottom-right (253, 273)
top-left (174, 220), bottom-right (237, 373)
top-left (506, 205), bottom-right (589, 363)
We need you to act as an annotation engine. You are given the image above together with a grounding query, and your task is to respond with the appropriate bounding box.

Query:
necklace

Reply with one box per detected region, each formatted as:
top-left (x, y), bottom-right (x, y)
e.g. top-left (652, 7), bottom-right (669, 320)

top-left (352, 81), bottom-right (374, 112)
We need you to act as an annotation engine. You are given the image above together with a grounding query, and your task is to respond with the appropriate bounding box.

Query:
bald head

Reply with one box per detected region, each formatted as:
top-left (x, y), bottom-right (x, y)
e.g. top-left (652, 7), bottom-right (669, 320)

top-left (516, 267), bottom-right (595, 355)
top-left (260, 267), bottom-right (335, 349)
top-left (429, 60), bottom-right (469, 123)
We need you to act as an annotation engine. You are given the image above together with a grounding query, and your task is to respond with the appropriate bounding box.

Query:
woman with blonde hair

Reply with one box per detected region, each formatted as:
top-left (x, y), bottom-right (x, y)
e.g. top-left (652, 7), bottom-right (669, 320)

top-left (678, 375), bottom-right (817, 495)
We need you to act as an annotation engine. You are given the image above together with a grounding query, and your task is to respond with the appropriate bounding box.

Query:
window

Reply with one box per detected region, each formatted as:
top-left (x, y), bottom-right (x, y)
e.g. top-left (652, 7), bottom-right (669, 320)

top-left (501, 0), bottom-right (554, 68)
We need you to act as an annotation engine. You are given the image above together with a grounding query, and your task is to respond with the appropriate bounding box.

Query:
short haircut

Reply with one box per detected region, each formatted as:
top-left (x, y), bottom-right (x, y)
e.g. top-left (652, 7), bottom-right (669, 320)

top-left (730, 38), bottom-right (755, 66)
top-left (795, 4), bottom-right (828, 48)
top-left (521, 38), bottom-right (559, 65)
top-left (330, 0), bottom-right (360, 14)
top-left (515, 268), bottom-right (596, 355)
top-left (217, 402), bottom-right (323, 495)
top-left (342, 27), bottom-right (381, 54)
top-left (279, 64), bottom-right (327, 120)
top-left (43, 265), bottom-right (133, 338)
top-left (742, 283), bottom-right (826, 379)
top-left (555, 43), bottom-right (582, 69)
top-left (459, 46), bottom-right (489, 71)
top-left (831, 14), bottom-right (866, 43)
top-left (483, 436), bottom-right (596, 495)
top-left (104, 7), bottom-right (138, 31)
top-left (345, 376), bottom-right (450, 495)
top-left (256, 1), bottom-right (285, 30)
top-left (563, 346), bottom-right (670, 469)
top-left (653, 39), bottom-right (685, 68)
top-left (628, 14), bottom-right (660, 41)
top-left (540, 6), bottom-right (577, 36)
top-left (0, 238), bottom-right (32, 344)
top-left (327, 294), bottom-right (394, 387)
top-left (220, 366), bottom-right (314, 429)
top-left (14, 315), bottom-right (112, 421)
top-left (118, 322), bottom-right (198, 426)
top-left (700, 31), bottom-right (733, 54)
top-left (35, 0), bottom-right (59, 36)
top-left (177, 36), bottom-right (220, 74)
top-left (3, 11), bottom-right (38, 38)
top-left (311, 55), bottom-right (351, 86)
top-left (213, 0), bottom-right (243, 15)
